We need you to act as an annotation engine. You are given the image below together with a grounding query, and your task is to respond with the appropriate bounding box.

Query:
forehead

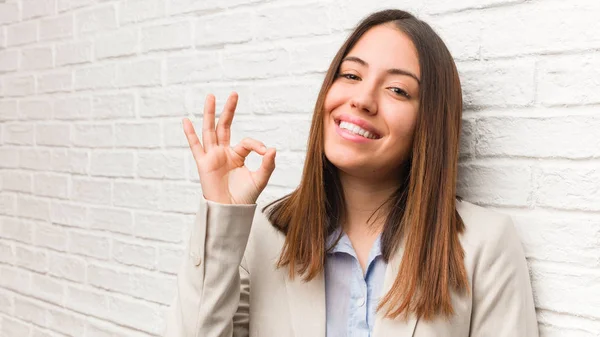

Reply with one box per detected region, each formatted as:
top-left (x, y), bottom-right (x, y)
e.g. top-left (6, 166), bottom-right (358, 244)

top-left (344, 24), bottom-right (420, 78)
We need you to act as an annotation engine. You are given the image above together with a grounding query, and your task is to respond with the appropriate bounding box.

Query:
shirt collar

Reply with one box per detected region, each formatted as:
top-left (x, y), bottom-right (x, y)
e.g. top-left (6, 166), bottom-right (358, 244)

top-left (326, 226), bottom-right (383, 263)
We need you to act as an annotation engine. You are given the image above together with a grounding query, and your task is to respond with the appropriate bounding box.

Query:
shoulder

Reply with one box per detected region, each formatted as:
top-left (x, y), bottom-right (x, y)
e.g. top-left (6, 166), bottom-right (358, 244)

top-left (456, 199), bottom-right (526, 270)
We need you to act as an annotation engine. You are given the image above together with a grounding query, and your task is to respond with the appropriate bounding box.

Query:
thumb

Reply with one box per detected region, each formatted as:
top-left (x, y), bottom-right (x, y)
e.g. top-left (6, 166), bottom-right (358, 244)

top-left (252, 147), bottom-right (276, 189)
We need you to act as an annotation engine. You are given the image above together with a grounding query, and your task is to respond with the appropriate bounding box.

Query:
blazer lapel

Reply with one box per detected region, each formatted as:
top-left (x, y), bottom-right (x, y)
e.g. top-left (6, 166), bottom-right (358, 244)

top-left (284, 270), bottom-right (326, 337)
top-left (373, 243), bottom-right (419, 337)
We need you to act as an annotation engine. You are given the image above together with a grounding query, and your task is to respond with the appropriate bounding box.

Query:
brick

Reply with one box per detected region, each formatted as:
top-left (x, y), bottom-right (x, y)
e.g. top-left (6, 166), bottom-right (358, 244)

top-left (69, 231), bottom-right (110, 259)
top-left (33, 172), bottom-right (69, 199)
top-left (458, 59), bottom-right (535, 108)
top-left (48, 252), bottom-right (86, 282)
top-left (166, 53), bottom-right (221, 84)
top-left (112, 239), bottom-right (156, 269)
top-left (120, 0), bottom-right (165, 24)
top-left (5, 123), bottom-right (34, 145)
top-left (423, 0), bottom-right (521, 14)
top-left (50, 200), bottom-right (87, 227)
top-left (14, 297), bottom-right (47, 327)
top-left (22, 0), bottom-right (56, 19)
top-left (40, 14), bottom-right (73, 40)
top-left (76, 4), bottom-right (117, 35)
top-left (457, 162), bottom-right (532, 206)
top-left (107, 294), bottom-right (164, 334)
top-left (38, 70), bottom-right (73, 93)
top-left (1, 171), bottom-right (32, 193)
top-left (117, 59), bottom-right (162, 87)
top-left (195, 11), bottom-right (253, 46)
top-left (75, 64), bottom-right (117, 90)
top-left (92, 93), bottom-right (135, 119)
top-left (113, 181), bottom-right (160, 210)
top-left (288, 36), bottom-right (343, 74)
top-left (0, 193), bottom-right (17, 215)
top-left (162, 120), bottom-right (187, 148)
top-left (19, 148), bottom-right (52, 171)
top-left (65, 286), bottom-right (109, 318)
top-left (72, 123), bottom-right (114, 148)
top-left (250, 79), bottom-right (319, 114)
top-left (169, 0), bottom-right (262, 14)
top-left (95, 28), bottom-right (138, 59)
top-left (89, 206), bottom-right (134, 234)
top-left (538, 53), bottom-right (600, 106)
top-left (137, 151), bottom-right (186, 180)
top-left (0, 100), bottom-right (18, 121)
top-left (58, 0), bottom-right (94, 12)
top-left (36, 123), bottom-right (71, 147)
top-left (130, 271), bottom-right (176, 304)
top-left (0, 50), bottom-right (19, 73)
top-left (0, 241), bottom-right (15, 265)
top-left (256, 3), bottom-right (330, 41)
top-left (535, 166), bottom-right (600, 211)
top-left (428, 13), bottom-right (481, 61)
top-left (481, 1), bottom-right (600, 58)
top-left (187, 84), bottom-right (253, 116)
top-left (513, 213), bottom-right (600, 268)
top-left (476, 114), bottom-right (600, 159)
top-left (54, 96), bottom-right (92, 120)
top-left (90, 151), bottom-right (135, 177)
top-left (71, 177), bottom-right (112, 206)
top-left (1, 315), bottom-right (32, 336)
top-left (114, 122), bottom-right (161, 148)
top-left (2, 217), bottom-right (34, 244)
top-left (0, 3), bottom-right (19, 25)
top-left (16, 245), bottom-right (48, 273)
top-left (222, 47), bottom-right (289, 80)
top-left (17, 196), bottom-right (51, 221)
top-left (19, 100), bottom-right (52, 120)
top-left (50, 148), bottom-right (89, 174)
top-left (157, 247), bottom-right (183, 274)
top-left (134, 211), bottom-right (186, 243)
top-left (160, 182), bottom-right (201, 213)
top-left (56, 40), bottom-right (92, 66)
top-left (3, 75), bottom-right (36, 97)
top-left (139, 88), bottom-right (186, 117)
top-left (142, 21), bottom-right (192, 52)
top-left (7, 21), bottom-right (38, 46)
top-left (46, 307), bottom-right (86, 336)
top-left (88, 264), bottom-right (131, 294)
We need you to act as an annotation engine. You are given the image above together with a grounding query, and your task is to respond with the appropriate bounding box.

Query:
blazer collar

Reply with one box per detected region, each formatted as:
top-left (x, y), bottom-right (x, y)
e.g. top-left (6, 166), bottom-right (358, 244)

top-left (283, 239), bottom-right (418, 337)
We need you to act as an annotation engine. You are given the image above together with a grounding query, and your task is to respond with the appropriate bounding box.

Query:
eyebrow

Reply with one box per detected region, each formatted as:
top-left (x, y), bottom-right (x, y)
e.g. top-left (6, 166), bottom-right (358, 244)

top-left (341, 56), bottom-right (421, 84)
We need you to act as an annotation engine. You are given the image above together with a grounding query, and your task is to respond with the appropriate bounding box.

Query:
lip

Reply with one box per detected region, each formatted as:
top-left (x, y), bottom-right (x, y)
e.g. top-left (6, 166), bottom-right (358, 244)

top-left (333, 114), bottom-right (382, 139)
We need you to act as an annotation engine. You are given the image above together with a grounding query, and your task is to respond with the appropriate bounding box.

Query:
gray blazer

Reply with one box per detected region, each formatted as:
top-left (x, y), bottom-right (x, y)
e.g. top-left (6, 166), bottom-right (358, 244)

top-left (164, 197), bottom-right (539, 337)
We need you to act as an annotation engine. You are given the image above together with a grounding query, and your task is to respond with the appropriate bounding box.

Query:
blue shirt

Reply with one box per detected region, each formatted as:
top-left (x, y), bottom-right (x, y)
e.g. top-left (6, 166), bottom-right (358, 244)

top-left (324, 228), bottom-right (387, 337)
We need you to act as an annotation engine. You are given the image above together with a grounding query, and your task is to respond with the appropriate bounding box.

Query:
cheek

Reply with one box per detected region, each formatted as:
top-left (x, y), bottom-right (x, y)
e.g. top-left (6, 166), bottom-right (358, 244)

top-left (323, 83), bottom-right (346, 114)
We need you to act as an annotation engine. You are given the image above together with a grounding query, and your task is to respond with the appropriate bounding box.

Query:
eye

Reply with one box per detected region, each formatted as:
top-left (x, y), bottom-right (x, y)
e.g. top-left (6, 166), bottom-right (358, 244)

top-left (389, 87), bottom-right (410, 99)
top-left (338, 73), bottom-right (361, 81)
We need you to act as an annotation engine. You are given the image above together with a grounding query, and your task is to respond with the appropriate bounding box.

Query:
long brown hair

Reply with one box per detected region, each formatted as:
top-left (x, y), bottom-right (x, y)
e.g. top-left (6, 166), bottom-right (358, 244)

top-left (262, 9), bottom-right (468, 320)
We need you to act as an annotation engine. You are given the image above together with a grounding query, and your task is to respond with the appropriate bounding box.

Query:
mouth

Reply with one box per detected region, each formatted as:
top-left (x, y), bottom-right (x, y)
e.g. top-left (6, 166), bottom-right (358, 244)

top-left (333, 117), bottom-right (382, 140)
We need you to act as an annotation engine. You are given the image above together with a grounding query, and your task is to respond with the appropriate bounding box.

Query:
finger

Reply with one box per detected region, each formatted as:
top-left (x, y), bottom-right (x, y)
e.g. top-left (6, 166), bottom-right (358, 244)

top-left (232, 137), bottom-right (267, 159)
top-left (252, 147), bottom-right (277, 189)
top-left (202, 94), bottom-right (217, 151)
top-left (216, 92), bottom-right (238, 148)
top-left (182, 118), bottom-right (205, 160)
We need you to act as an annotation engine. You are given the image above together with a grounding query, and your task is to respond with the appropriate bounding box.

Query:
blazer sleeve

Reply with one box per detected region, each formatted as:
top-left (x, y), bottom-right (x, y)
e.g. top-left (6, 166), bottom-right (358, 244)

top-left (164, 196), bottom-right (256, 337)
top-left (469, 215), bottom-right (539, 337)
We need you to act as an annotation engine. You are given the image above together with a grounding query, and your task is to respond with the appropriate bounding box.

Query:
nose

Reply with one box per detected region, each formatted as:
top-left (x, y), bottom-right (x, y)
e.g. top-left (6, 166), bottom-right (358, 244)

top-left (349, 83), bottom-right (377, 115)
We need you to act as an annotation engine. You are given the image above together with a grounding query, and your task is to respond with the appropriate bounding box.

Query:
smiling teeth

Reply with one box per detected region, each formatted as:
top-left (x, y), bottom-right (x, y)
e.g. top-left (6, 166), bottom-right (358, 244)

top-left (339, 121), bottom-right (378, 139)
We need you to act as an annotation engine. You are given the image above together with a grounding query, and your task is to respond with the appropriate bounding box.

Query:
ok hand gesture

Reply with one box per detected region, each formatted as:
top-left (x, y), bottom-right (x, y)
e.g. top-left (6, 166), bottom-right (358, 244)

top-left (183, 92), bottom-right (276, 205)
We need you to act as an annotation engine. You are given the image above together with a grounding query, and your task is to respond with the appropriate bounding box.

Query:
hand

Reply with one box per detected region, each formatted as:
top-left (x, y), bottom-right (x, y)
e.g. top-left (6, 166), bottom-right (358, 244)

top-left (183, 92), bottom-right (276, 205)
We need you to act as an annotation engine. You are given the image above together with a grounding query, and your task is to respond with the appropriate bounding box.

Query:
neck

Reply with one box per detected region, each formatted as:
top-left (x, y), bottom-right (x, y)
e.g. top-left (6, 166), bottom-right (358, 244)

top-left (338, 170), bottom-right (402, 237)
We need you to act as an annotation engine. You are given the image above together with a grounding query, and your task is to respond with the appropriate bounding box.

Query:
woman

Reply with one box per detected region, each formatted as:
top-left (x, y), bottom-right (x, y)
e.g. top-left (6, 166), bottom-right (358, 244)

top-left (164, 9), bottom-right (538, 337)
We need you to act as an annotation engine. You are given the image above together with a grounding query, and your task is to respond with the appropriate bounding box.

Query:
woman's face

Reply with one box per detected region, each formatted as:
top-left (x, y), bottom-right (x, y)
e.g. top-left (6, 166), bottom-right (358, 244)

top-left (323, 24), bottom-right (421, 180)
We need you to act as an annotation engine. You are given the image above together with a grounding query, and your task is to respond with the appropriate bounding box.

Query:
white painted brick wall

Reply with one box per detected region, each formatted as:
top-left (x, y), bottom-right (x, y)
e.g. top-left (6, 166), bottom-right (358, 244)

top-left (0, 0), bottom-right (599, 336)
